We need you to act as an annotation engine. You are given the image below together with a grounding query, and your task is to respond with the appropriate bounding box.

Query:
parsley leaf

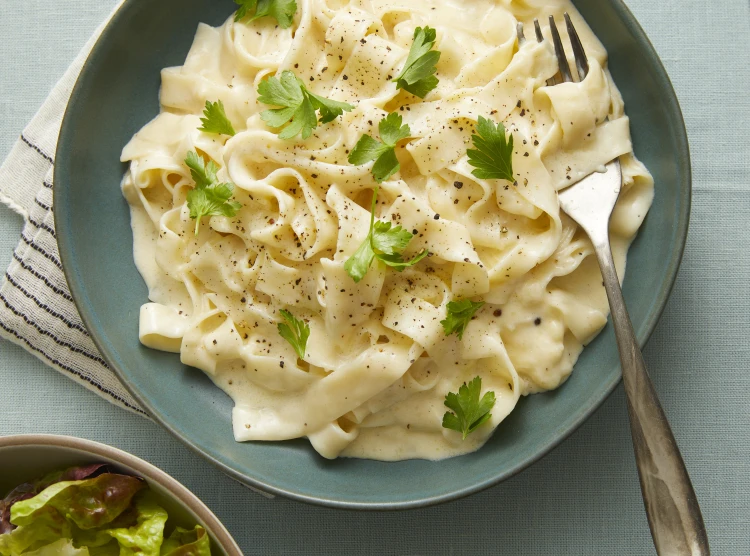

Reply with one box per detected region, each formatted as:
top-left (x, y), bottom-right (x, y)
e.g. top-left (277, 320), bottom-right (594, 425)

top-left (185, 151), bottom-right (242, 235)
top-left (277, 309), bottom-right (310, 359)
top-left (442, 376), bottom-right (497, 440)
top-left (344, 235), bottom-right (376, 284)
top-left (393, 26), bottom-right (441, 98)
top-left (234, 0), bottom-right (297, 29)
top-left (378, 113), bottom-right (412, 146)
top-left (187, 185), bottom-right (241, 235)
top-left (257, 71), bottom-right (354, 140)
top-left (307, 91), bottom-right (354, 124)
top-left (185, 151), bottom-right (219, 188)
top-left (348, 113), bottom-right (411, 183)
top-left (440, 299), bottom-right (485, 340)
top-left (199, 100), bottom-right (236, 136)
top-left (467, 116), bottom-right (514, 182)
top-left (344, 187), bottom-right (428, 282)
top-left (371, 221), bottom-right (412, 253)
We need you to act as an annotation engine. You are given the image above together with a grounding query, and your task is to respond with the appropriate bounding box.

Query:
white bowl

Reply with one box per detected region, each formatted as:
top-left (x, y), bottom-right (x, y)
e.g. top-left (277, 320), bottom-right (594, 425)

top-left (0, 435), bottom-right (242, 556)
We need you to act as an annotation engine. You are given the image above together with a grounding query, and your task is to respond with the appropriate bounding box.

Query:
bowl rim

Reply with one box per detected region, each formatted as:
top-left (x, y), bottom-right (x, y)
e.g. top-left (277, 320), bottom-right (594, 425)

top-left (54, 0), bottom-right (692, 510)
top-left (0, 434), bottom-right (242, 555)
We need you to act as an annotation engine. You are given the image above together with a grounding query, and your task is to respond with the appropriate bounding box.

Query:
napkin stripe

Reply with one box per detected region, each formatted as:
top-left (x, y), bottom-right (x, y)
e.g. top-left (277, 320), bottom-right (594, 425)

top-left (28, 217), bottom-right (57, 238)
top-left (20, 234), bottom-right (63, 269)
top-left (35, 199), bottom-right (52, 212)
top-left (12, 252), bottom-right (73, 301)
top-left (4, 273), bottom-right (89, 334)
top-left (1, 275), bottom-right (99, 354)
top-left (0, 293), bottom-right (106, 365)
top-left (0, 320), bottom-right (145, 414)
top-left (20, 134), bottom-right (55, 164)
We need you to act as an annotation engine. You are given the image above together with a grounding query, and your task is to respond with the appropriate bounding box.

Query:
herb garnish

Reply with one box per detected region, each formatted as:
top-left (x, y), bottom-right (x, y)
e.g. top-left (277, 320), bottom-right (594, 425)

top-left (442, 376), bottom-right (496, 440)
top-left (277, 310), bottom-right (310, 359)
top-left (257, 71), bottom-right (354, 140)
top-left (440, 299), bottom-right (485, 340)
top-left (234, 0), bottom-right (297, 29)
top-left (393, 26), bottom-right (441, 98)
top-left (199, 100), bottom-right (236, 137)
top-left (185, 151), bottom-right (242, 235)
top-left (466, 116), bottom-right (515, 182)
top-left (344, 187), bottom-right (428, 282)
top-left (348, 113), bottom-right (411, 183)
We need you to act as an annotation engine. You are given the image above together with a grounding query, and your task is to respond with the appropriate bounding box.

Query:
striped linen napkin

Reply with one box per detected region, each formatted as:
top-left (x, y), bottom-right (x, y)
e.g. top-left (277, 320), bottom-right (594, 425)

top-left (0, 2), bottom-right (144, 415)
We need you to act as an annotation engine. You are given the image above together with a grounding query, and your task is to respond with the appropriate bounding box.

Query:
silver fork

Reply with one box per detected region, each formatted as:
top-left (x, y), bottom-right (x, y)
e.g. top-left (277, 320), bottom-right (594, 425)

top-left (518, 15), bottom-right (710, 556)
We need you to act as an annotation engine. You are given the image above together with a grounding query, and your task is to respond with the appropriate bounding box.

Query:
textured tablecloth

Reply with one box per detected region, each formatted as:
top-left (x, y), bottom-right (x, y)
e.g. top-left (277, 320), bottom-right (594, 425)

top-left (1, 1), bottom-right (748, 554)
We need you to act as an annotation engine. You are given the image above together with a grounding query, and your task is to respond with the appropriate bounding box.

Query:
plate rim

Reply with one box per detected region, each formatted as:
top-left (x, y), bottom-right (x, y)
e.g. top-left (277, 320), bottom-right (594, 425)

top-left (54, 0), bottom-right (692, 510)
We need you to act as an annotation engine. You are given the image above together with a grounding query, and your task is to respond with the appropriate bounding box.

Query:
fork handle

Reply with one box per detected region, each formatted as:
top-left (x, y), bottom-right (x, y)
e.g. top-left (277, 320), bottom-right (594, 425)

top-left (594, 241), bottom-right (710, 556)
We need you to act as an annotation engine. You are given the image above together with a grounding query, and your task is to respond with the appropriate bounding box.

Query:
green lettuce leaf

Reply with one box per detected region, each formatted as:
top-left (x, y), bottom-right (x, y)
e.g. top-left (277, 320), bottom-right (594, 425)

top-left (0, 506), bottom-right (69, 555)
top-left (24, 539), bottom-right (90, 556)
top-left (161, 526), bottom-right (211, 556)
top-left (103, 493), bottom-right (168, 556)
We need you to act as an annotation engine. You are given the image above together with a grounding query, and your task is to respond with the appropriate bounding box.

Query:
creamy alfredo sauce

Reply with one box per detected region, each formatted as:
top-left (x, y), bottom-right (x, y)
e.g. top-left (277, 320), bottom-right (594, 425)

top-left (121, 0), bottom-right (654, 460)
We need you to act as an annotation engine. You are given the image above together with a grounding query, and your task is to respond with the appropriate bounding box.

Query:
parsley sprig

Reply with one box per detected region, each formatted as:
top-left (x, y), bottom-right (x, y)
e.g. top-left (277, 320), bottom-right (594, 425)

top-left (277, 310), bottom-right (310, 359)
top-left (234, 0), bottom-right (297, 29)
top-left (442, 376), bottom-right (497, 440)
top-left (257, 71), bottom-right (354, 140)
top-left (348, 113), bottom-right (411, 183)
top-left (441, 299), bottom-right (485, 340)
top-left (393, 26), bottom-right (441, 98)
top-left (466, 116), bottom-right (514, 182)
top-left (199, 100), bottom-right (236, 137)
top-left (344, 187), bottom-right (428, 282)
top-left (185, 151), bottom-right (242, 235)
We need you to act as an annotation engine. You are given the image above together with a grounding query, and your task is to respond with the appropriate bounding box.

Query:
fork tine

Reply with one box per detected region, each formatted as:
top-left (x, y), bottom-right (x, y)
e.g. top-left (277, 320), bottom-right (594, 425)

top-left (533, 19), bottom-right (557, 86)
top-left (516, 22), bottom-right (526, 45)
top-left (533, 19), bottom-right (544, 43)
top-left (548, 16), bottom-right (573, 83)
top-left (564, 12), bottom-right (589, 81)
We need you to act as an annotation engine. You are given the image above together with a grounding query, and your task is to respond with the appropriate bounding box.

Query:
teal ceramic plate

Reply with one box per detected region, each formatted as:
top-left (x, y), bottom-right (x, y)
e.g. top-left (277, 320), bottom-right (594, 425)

top-left (55, 0), bottom-right (690, 509)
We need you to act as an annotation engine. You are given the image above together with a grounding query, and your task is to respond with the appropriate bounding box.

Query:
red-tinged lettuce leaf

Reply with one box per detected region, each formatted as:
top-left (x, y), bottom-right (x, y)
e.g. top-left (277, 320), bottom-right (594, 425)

top-left (161, 526), bottom-right (211, 556)
top-left (32, 464), bottom-right (110, 494)
top-left (1, 485), bottom-right (35, 535)
top-left (10, 474), bottom-right (145, 530)
top-left (57, 464), bottom-right (110, 483)
top-left (1, 464), bottom-right (111, 534)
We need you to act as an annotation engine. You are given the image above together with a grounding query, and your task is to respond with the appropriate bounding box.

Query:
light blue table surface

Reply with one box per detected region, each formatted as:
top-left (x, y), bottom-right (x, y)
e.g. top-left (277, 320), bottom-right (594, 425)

top-left (1, 1), bottom-right (749, 554)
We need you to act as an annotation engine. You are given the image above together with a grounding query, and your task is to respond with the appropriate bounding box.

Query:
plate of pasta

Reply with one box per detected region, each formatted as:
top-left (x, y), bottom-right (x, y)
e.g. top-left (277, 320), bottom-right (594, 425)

top-left (55, 0), bottom-right (690, 508)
